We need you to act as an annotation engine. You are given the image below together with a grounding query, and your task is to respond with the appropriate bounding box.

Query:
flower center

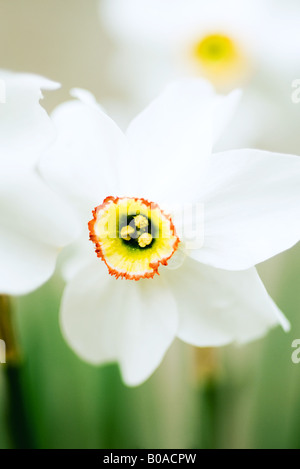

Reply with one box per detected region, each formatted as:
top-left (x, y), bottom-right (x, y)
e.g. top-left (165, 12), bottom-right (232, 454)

top-left (88, 197), bottom-right (180, 280)
top-left (191, 33), bottom-right (247, 85)
top-left (194, 34), bottom-right (237, 65)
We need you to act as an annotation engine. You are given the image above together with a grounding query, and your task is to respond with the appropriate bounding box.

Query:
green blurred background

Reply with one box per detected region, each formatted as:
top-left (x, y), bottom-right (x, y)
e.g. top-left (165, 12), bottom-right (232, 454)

top-left (0, 0), bottom-right (300, 449)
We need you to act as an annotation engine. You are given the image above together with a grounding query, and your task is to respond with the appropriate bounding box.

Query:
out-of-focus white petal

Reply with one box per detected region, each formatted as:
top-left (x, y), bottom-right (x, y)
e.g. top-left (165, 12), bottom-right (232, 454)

top-left (70, 88), bottom-right (103, 109)
top-left (100, 0), bottom-right (189, 44)
top-left (187, 150), bottom-right (300, 270)
top-left (164, 257), bottom-right (289, 347)
top-left (213, 88), bottom-right (270, 153)
top-left (60, 262), bottom-right (178, 386)
top-left (254, 1), bottom-right (300, 73)
top-left (0, 225), bottom-right (58, 296)
top-left (124, 79), bottom-right (215, 202)
top-left (0, 169), bottom-right (81, 247)
top-left (0, 70), bottom-right (59, 166)
top-left (212, 89), bottom-right (242, 146)
top-left (39, 89), bottom-right (126, 209)
top-left (100, 0), bottom-right (262, 47)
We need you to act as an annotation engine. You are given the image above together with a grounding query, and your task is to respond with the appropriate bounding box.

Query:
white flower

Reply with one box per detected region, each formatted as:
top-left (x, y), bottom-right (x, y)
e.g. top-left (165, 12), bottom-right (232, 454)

top-left (100, 0), bottom-right (298, 91)
top-left (99, 0), bottom-right (300, 150)
top-left (40, 80), bottom-right (300, 386)
top-left (0, 71), bottom-right (80, 295)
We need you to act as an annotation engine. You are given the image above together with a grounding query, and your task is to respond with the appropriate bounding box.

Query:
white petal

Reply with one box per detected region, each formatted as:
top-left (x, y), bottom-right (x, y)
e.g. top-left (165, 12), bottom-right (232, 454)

top-left (0, 225), bottom-right (58, 296)
top-left (255, 2), bottom-right (300, 72)
top-left (164, 257), bottom-right (289, 347)
top-left (40, 90), bottom-right (126, 208)
top-left (213, 88), bottom-right (269, 152)
top-left (100, 0), bottom-right (185, 44)
top-left (100, 0), bottom-right (260, 47)
top-left (59, 232), bottom-right (95, 282)
top-left (187, 150), bottom-right (300, 270)
top-left (0, 168), bottom-right (80, 295)
top-left (70, 88), bottom-right (104, 109)
top-left (0, 169), bottom-right (81, 248)
top-left (212, 89), bottom-right (242, 146)
top-left (61, 262), bottom-right (178, 386)
top-left (0, 70), bottom-right (59, 166)
top-left (125, 79), bottom-right (215, 202)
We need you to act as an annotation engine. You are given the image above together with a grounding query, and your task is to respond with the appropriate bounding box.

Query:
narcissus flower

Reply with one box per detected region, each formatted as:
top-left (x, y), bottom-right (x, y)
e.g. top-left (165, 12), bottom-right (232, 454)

top-left (0, 71), bottom-right (79, 295)
top-left (88, 196), bottom-right (180, 280)
top-left (40, 80), bottom-right (300, 386)
top-left (99, 0), bottom-right (300, 151)
top-left (100, 0), bottom-right (299, 92)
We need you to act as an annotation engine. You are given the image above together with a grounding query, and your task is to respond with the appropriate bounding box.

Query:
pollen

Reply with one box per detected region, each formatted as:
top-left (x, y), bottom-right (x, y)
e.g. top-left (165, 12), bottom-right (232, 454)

top-left (134, 215), bottom-right (149, 230)
top-left (138, 232), bottom-right (153, 248)
top-left (88, 196), bottom-right (180, 280)
top-left (120, 225), bottom-right (135, 241)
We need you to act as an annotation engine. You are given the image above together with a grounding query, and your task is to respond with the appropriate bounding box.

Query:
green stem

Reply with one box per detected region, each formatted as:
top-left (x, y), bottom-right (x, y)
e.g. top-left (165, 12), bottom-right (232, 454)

top-left (199, 376), bottom-right (218, 449)
top-left (194, 347), bottom-right (219, 449)
top-left (0, 295), bottom-right (36, 449)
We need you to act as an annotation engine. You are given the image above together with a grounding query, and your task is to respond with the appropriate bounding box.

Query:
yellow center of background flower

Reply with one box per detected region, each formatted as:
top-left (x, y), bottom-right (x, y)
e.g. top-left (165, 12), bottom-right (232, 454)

top-left (194, 34), bottom-right (237, 66)
top-left (191, 33), bottom-right (249, 88)
top-left (88, 197), bottom-right (180, 280)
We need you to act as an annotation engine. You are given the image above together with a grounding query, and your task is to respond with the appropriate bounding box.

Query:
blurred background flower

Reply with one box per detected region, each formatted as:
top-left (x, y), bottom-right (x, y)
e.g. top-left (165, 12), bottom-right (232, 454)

top-left (0, 0), bottom-right (299, 449)
top-left (99, 0), bottom-right (300, 153)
